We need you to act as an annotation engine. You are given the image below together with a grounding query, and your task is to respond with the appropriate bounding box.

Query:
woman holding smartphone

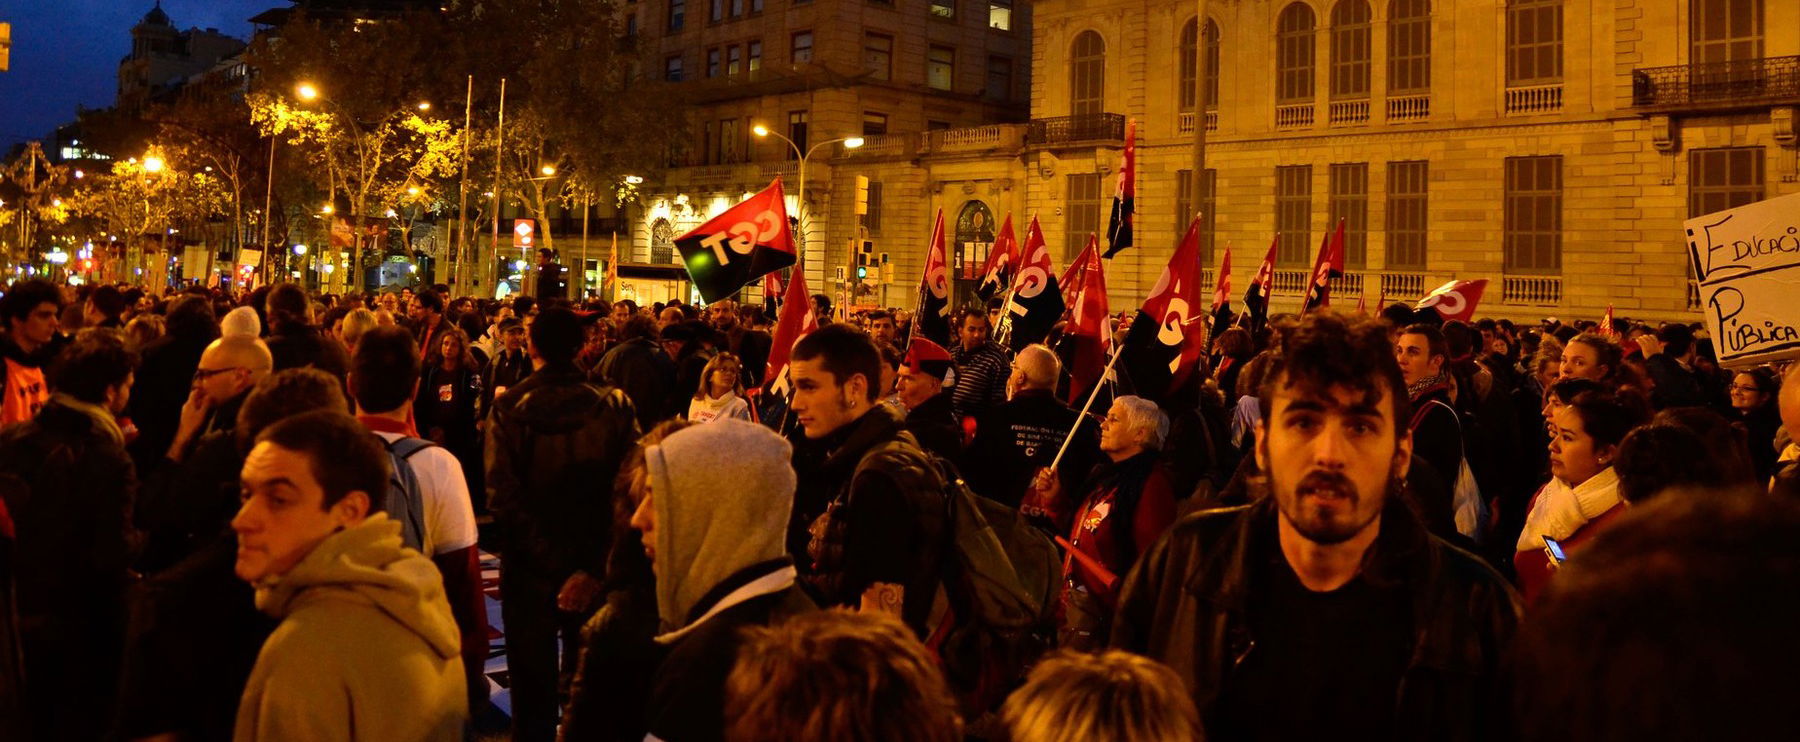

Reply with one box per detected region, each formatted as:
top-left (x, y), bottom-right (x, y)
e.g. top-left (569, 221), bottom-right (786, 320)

top-left (1514, 389), bottom-right (1644, 603)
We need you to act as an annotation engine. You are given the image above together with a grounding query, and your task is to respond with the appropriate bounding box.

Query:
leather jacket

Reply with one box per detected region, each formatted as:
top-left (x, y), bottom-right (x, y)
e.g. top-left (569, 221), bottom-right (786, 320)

top-left (1110, 495), bottom-right (1521, 742)
top-left (485, 362), bottom-right (639, 577)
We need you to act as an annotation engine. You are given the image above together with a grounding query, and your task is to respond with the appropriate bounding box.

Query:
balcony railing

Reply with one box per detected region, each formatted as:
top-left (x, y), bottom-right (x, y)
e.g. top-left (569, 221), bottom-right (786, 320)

top-left (1504, 83), bottom-right (1563, 115)
top-left (1632, 55), bottom-right (1800, 112)
top-left (1502, 275), bottom-right (1562, 306)
top-left (841, 133), bottom-right (916, 157)
top-left (1026, 113), bottom-right (1127, 146)
top-left (1328, 99), bottom-right (1371, 126)
top-left (1382, 272), bottom-right (1425, 299)
top-left (1272, 269), bottom-right (1310, 295)
top-left (1275, 103), bottom-right (1315, 129)
top-left (921, 124), bottom-right (1025, 155)
top-left (1177, 111), bottom-right (1219, 133)
top-left (1387, 94), bottom-right (1429, 122)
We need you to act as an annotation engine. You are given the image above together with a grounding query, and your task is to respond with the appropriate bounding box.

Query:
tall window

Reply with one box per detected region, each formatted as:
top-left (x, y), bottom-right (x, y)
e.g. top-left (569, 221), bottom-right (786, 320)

top-left (665, 55), bottom-right (684, 81)
top-left (931, 0), bottom-right (954, 19)
top-left (668, 0), bottom-right (685, 31)
top-left (707, 48), bottom-right (721, 77)
top-left (867, 182), bottom-right (884, 234)
top-left (748, 40), bottom-right (762, 71)
top-left (928, 46), bottom-right (955, 90)
top-left (1276, 3), bottom-right (1317, 104)
top-left (792, 31), bottom-right (813, 63)
top-left (1275, 165), bottom-right (1313, 265)
top-left (718, 119), bottom-right (742, 163)
top-left (986, 56), bottom-right (1014, 101)
top-left (989, 0), bottom-right (1012, 30)
top-left (1066, 174), bottom-right (1103, 262)
top-left (1070, 31), bottom-right (1106, 116)
top-left (1506, 0), bottom-right (1563, 85)
top-left (1330, 0), bottom-right (1372, 100)
top-left (863, 111), bottom-right (889, 135)
top-left (710, 0), bottom-right (723, 22)
top-left (1691, 0), bottom-right (1763, 63)
top-left (727, 45), bottom-right (742, 75)
top-left (1385, 161), bottom-right (1429, 269)
top-left (1503, 156), bottom-right (1562, 274)
top-left (730, 0), bottom-right (744, 16)
top-left (1328, 163), bottom-right (1369, 268)
top-left (787, 111), bottom-right (809, 157)
top-left (1689, 147), bottom-right (1764, 216)
top-left (1178, 20), bottom-right (1221, 113)
top-left (865, 33), bottom-right (893, 81)
top-left (1388, 0), bottom-right (1431, 93)
top-left (1175, 169), bottom-right (1218, 264)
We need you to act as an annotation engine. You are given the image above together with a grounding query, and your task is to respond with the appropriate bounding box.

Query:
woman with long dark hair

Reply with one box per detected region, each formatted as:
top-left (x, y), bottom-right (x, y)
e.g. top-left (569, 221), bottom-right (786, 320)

top-left (419, 327), bottom-right (485, 493)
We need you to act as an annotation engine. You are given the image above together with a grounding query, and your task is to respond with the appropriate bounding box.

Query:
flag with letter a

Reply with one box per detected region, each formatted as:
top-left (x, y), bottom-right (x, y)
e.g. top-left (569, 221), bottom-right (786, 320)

top-left (1120, 217), bottom-right (1205, 401)
top-left (915, 209), bottom-right (953, 348)
top-left (1002, 215), bottom-right (1066, 352)
top-left (1103, 118), bottom-right (1137, 259)
top-left (674, 177), bottom-right (797, 303)
top-left (976, 213), bottom-right (1018, 302)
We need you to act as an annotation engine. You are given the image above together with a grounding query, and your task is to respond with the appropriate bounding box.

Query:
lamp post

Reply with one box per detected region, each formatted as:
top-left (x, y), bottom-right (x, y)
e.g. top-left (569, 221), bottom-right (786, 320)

top-left (751, 126), bottom-right (863, 241)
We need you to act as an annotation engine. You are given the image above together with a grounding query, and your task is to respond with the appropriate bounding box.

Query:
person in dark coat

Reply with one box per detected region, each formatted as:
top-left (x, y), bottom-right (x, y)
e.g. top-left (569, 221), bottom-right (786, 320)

top-left (1395, 323), bottom-right (1464, 539)
top-left (0, 332), bottom-right (139, 742)
top-left (262, 283), bottom-right (350, 381)
top-left (126, 294), bottom-right (218, 473)
top-left (595, 314), bottom-right (677, 431)
top-left (894, 338), bottom-right (961, 462)
top-left (483, 318), bottom-right (532, 419)
top-left (535, 248), bottom-right (568, 302)
top-left (410, 288), bottom-right (457, 370)
top-left (622, 419), bottom-right (816, 742)
top-left (964, 344), bottom-right (1099, 521)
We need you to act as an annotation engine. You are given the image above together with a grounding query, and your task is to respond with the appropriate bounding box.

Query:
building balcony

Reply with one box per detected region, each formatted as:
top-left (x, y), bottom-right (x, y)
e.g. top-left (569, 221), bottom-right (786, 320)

top-left (1177, 111), bottom-right (1218, 134)
top-left (1026, 113), bottom-right (1126, 147)
top-left (1380, 271), bottom-right (1426, 299)
top-left (1328, 99), bottom-right (1371, 126)
top-left (1632, 55), bottom-right (1800, 114)
top-left (1502, 275), bottom-right (1562, 306)
top-left (1275, 103), bottom-right (1315, 129)
top-left (1505, 83), bottom-right (1564, 115)
top-left (839, 133), bottom-right (918, 158)
top-left (1386, 93), bottom-right (1430, 123)
top-left (920, 124), bottom-right (1026, 156)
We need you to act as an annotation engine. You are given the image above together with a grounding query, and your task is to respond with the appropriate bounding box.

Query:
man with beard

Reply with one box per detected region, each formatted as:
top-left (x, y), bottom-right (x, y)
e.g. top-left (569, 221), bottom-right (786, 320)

top-left (1110, 310), bottom-right (1519, 742)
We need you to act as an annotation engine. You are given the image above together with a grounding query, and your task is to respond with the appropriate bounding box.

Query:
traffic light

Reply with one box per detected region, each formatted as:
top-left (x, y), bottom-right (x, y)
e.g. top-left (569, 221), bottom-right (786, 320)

top-left (854, 176), bottom-right (869, 216)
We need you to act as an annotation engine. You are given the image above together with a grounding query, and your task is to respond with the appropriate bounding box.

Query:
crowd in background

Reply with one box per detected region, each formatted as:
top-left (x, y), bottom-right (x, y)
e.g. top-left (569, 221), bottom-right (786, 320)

top-left (0, 268), bottom-right (1796, 741)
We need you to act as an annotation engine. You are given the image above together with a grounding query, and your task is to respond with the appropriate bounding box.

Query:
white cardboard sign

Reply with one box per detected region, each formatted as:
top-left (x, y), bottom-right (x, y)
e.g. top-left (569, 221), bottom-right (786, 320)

top-left (1685, 191), bottom-right (1800, 367)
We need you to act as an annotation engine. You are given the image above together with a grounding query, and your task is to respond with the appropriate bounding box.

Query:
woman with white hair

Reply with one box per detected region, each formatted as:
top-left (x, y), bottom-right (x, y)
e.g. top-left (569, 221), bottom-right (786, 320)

top-left (1031, 394), bottom-right (1176, 649)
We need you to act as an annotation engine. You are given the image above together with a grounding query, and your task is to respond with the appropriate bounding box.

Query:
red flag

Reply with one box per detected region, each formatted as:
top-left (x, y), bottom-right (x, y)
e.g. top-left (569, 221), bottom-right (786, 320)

top-left (977, 213), bottom-right (1018, 302)
top-left (1415, 279), bottom-right (1489, 323)
top-left (674, 177), bottom-right (798, 303)
top-left (1598, 304), bottom-right (1618, 339)
top-left (1356, 294), bottom-right (1367, 315)
top-left (1302, 218), bottom-right (1346, 312)
top-left (761, 269), bottom-right (783, 319)
top-left (915, 209), bottom-right (952, 347)
top-left (1060, 234), bottom-right (1094, 291)
top-left (1211, 246), bottom-right (1232, 312)
top-left (1103, 119), bottom-right (1137, 258)
top-left (1375, 285), bottom-right (1387, 315)
top-left (1245, 235), bottom-right (1278, 332)
top-left (1003, 215), bottom-right (1065, 351)
top-left (1065, 236), bottom-right (1109, 403)
top-left (1121, 217), bottom-right (1205, 399)
top-left (764, 263), bottom-right (817, 399)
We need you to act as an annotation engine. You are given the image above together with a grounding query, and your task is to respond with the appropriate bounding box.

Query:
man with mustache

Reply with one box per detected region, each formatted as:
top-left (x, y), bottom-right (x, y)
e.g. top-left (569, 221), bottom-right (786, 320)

top-left (1110, 310), bottom-right (1520, 741)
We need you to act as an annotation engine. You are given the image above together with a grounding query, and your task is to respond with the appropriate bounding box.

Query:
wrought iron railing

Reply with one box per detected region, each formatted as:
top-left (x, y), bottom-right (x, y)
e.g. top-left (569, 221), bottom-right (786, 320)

top-left (1632, 55), bottom-right (1800, 110)
top-left (1026, 113), bottom-right (1126, 145)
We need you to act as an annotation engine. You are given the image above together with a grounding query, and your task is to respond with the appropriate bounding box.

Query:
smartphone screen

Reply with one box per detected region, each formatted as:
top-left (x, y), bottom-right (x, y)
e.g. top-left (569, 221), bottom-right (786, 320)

top-left (1543, 536), bottom-right (1567, 566)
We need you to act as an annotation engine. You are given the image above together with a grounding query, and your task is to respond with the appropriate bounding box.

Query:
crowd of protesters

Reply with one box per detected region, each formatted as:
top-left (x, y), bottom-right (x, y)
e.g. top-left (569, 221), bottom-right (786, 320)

top-left (1, 270), bottom-right (1798, 742)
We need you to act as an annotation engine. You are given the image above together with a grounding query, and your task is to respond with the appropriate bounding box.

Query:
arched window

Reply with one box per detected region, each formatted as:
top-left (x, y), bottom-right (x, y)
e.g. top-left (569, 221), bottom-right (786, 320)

top-left (1179, 19), bottom-right (1222, 113)
top-left (1330, 0), bottom-right (1372, 99)
top-left (953, 200), bottom-right (996, 306)
top-left (1276, 3), bottom-right (1316, 104)
top-left (1070, 31), bottom-right (1106, 116)
top-left (1690, 0), bottom-right (1762, 64)
top-left (1388, 0), bottom-right (1431, 93)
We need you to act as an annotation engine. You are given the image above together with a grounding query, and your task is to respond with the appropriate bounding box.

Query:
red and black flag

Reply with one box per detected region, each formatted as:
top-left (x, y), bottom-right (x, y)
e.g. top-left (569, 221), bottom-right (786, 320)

top-left (675, 177), bottom-right (797, 303)
top-left (915, 209), bottom-right (953, 348)
top-left (762, 270), bottom-right (783, 320)
top-left (1063, 235), bottom-right (1110, 403)
top-left (1415, 279), bottom-right (1489, 323)
top-left (1301, 218), bottom-right (1346, 313)
top-left (763, 262), bottom-right (818, 401)
top-left (976, 213), bottom-right (1018, 303)
top-left (1103, 118), bottom-right (1137, 259)
top-left (1002, 215), bottom-right (1065, 352)
top-left (1210, 245), bottom-right (1233, 338)
top-left (1120, 218), bottom-right (1206, 401)
top-left (1244, 235), bottom-right (1278, 335)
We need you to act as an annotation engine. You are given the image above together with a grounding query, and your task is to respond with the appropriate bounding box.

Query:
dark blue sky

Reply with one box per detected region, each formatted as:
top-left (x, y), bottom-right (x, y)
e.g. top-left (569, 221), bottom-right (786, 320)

top-left (0, 0), bottom-right (271, 149)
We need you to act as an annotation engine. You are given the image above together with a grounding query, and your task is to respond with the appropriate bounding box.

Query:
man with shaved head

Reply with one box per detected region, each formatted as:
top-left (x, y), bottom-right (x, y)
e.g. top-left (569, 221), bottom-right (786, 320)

top-left (167, 335), bottom-right (273, 464)
top-left (964, 344), bottom-right (1099, 528)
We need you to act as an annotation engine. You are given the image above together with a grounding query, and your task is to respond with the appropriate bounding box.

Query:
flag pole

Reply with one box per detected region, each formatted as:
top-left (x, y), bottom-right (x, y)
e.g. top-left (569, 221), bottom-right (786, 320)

top-left (1050, 342), bottom-right (1124, 471)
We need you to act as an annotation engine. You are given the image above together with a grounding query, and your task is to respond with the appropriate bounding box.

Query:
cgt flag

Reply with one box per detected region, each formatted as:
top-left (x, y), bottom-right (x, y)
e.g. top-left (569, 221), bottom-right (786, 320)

top-left (1003, 215), bottom-right (1066, 352)
top-left (763, 262), bottom-right (818, 403)
top-left (1415, 279), bottom-right (1489, 322)
top-left (976, 213), bottom-right (1019, 303)
top-left (1121, 217), bottom-right (1206, 401)
top-left (1210, 245), bottom-right (1233, 337)
top-left (1244, 235), bottom-right (1278, 335)
top-left (1103, 118), bottom-right (1138, 259)
top-left (762, 270), bottom-right (783, 320)
top-left (915, 209), bottom-right (953, 347)
top-left (1063, 236), bottom-right (1109, 403)
top-left (1301, 218), bottom-right (1346, 313)
top-left (675, 177), bottom-right (798, 303)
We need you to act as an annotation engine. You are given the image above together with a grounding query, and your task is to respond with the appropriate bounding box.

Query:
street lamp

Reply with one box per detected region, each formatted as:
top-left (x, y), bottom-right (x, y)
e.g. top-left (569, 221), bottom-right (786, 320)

top-left (540, 164), bottom-right (556, 177)
top-left (143, 155), bottom-right (165, 174)
top-left (417, 101), bottom-right (432, 111)
top-left (751, 126), bottom-right (864, 246)
top-left (296, 83), bottom-right (319, 101)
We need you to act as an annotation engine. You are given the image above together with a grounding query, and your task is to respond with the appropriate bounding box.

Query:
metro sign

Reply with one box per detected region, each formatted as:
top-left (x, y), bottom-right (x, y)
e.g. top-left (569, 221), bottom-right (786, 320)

top-left (513, 219), bottom-right (535, 248)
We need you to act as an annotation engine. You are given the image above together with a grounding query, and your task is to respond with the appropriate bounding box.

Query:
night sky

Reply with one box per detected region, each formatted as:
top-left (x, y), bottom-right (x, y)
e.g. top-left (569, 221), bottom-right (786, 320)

top-left (0, 0), bottom-right (271, 150)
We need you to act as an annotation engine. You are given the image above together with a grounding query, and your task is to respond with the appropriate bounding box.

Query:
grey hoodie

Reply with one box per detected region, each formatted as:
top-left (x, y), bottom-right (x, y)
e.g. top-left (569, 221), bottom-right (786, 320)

top-left (235, 513), bottom-right (467, 742)
top-left (646, 418), bottom-right (798, 635)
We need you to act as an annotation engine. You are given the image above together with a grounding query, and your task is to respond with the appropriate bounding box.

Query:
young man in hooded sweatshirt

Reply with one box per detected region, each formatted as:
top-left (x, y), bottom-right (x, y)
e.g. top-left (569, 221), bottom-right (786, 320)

top-left (628, 418), bottom-right (816, 742)
top-left (232, 410), bottom-right (466, 742)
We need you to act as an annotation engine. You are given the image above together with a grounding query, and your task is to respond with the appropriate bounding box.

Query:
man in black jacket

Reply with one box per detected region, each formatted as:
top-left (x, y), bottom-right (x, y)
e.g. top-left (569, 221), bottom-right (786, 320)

top-left (410, 287), bottom-right (456, 369)
top-left (263, 283), bottom-right (350, 381)
top-left (787, 324), bottom-right (945, 636)
top-left (964, 344), bottom-right (1098, 516)
top-left (0, 331), bottom-right (139, 742)
top-left (487, 306), bottom-right (640, 742)
top-left (482, 318), bottom-right (532, 418)
top-left (1110, 310), bottom-right (1519, 742)
top-left (1636, 323), bottom-right (1709, 410)
top-left (1394, 323), bottom-right (1463, 538)
top-left (595, 314), bottom-right (676, 431)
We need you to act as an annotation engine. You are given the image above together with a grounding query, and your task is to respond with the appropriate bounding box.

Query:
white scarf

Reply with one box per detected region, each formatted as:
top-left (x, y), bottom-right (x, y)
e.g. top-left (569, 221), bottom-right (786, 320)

top-left (1516, 467), bottom-right (1621, 551)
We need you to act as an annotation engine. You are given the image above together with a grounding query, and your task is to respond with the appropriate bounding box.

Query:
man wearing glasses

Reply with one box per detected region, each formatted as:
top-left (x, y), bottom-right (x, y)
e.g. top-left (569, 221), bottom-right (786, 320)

top-left (168, 336), bottom-right (273, 463)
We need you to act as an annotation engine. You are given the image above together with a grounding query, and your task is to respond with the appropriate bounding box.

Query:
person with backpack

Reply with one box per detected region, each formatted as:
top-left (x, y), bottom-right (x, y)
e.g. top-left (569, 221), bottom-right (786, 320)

top-left (1395, 323), bottom-right (1468, 540)
top-left (348, 326), bottom-right (488, 717)
top-left (786, 324), bottom-right (947, 637)
top-left (487, 306), bottom-right (640, 742)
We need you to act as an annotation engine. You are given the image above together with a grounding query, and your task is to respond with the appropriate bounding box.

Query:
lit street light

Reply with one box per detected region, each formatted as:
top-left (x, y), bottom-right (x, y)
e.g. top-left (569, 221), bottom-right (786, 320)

top-left (296, 83), bottom-right (319, 101)
top-left (540, 164), bottom-right (556, 177)
top-left (418, 101), bottom-right (432, 111)
top-left (750, 126), bottom-right (864, 246)
top-left (322, 204), bottom-right (335, 215)
top-left (143, 155), bottom-right (165, 173)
